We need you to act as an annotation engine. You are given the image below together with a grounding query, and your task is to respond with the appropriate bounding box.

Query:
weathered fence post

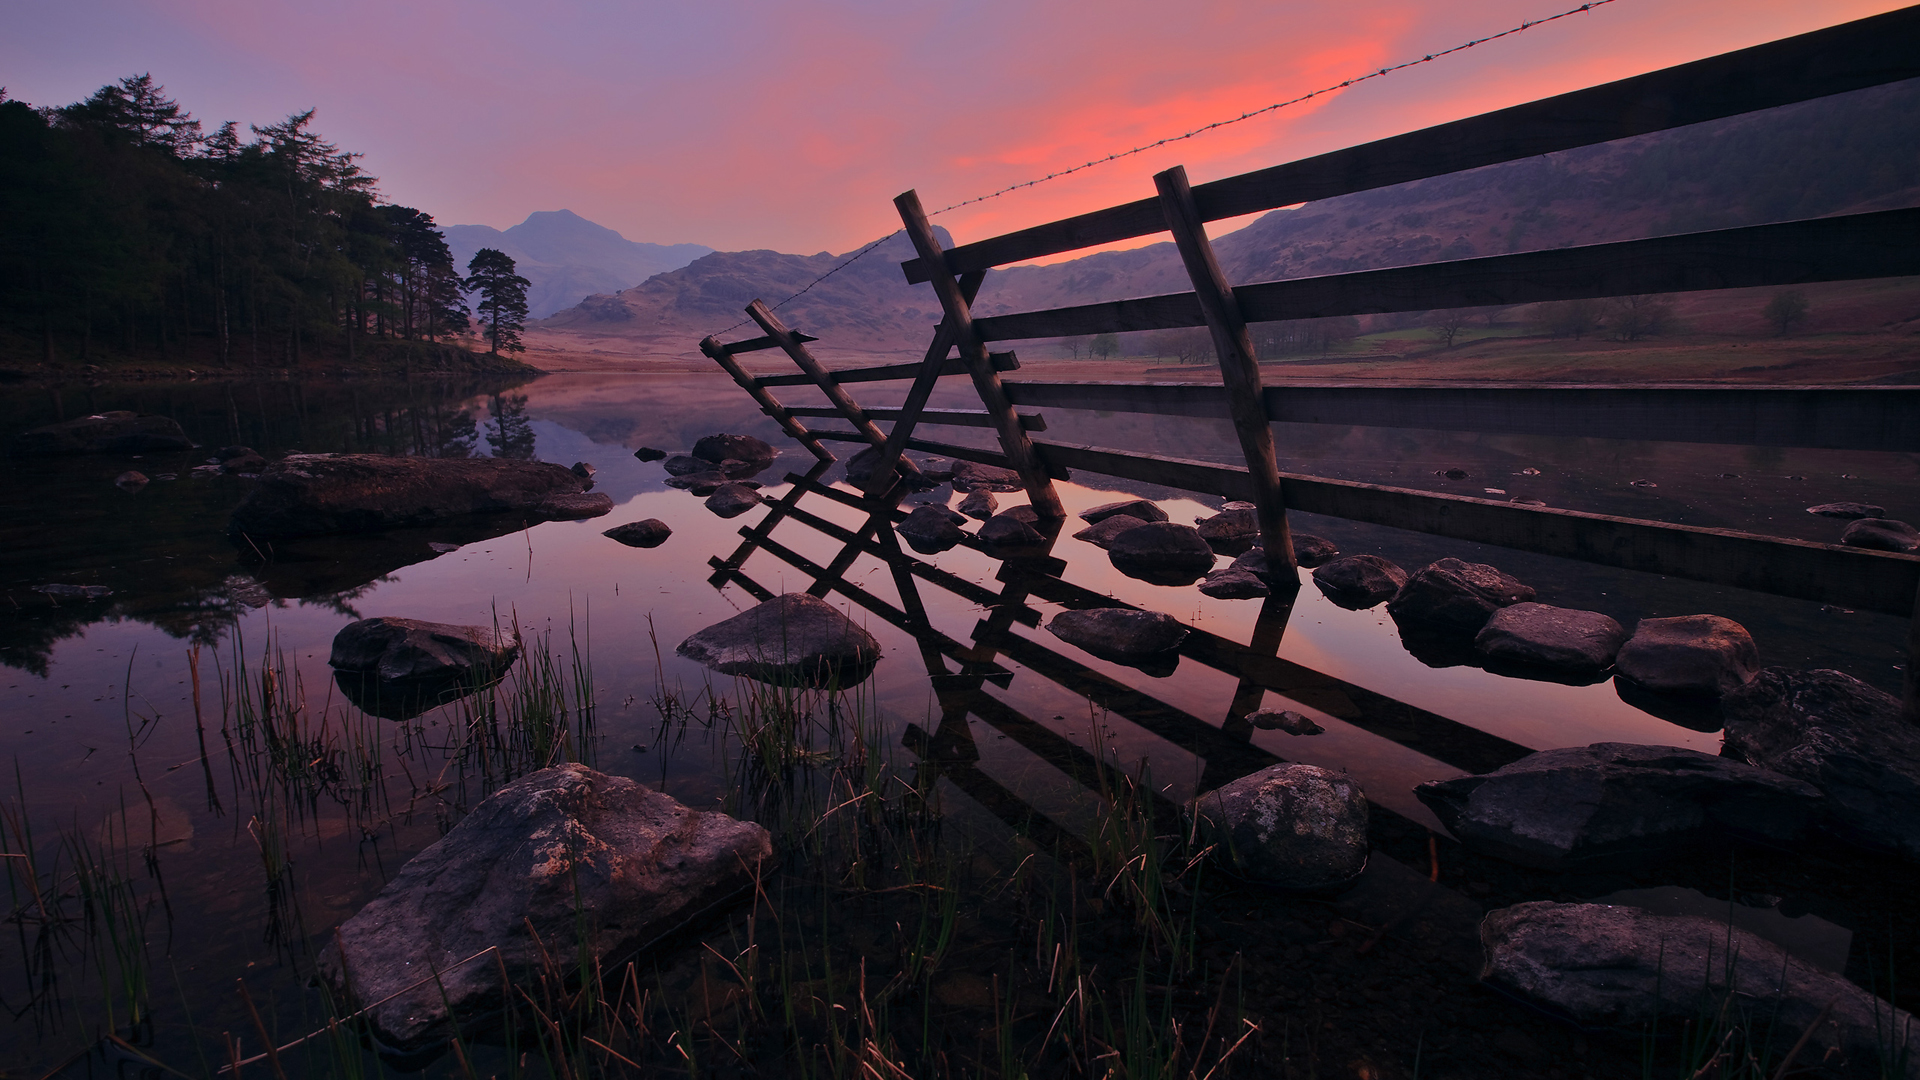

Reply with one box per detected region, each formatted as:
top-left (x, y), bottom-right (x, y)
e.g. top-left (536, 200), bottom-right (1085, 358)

top-left (1154, 164), bottom-right (1296, 571)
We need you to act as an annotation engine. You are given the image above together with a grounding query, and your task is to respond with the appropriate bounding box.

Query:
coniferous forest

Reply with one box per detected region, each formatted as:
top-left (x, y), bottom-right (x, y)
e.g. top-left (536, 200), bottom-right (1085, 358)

top-left (0, 75), bottom-right (500, 371)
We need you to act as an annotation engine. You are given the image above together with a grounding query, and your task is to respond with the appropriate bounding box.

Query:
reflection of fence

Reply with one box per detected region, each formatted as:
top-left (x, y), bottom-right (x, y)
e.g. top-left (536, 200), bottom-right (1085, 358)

top-left (699, 8), bottom-right (1920, 718)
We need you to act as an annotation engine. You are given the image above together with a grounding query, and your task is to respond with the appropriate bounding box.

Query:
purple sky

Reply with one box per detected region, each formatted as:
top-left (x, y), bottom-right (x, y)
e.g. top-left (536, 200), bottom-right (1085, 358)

top-left (4, 0), bottom-right (1903, 256)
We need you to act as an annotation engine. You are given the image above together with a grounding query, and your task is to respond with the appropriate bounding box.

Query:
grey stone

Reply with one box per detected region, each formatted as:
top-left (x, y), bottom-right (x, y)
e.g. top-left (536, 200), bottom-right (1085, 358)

top-left (1073, 513), bottom-right (1154, 549)
top-left (677, 593), bottom-right (881, 688)
top-left (1416, 743), bottom-right (1822, 870)
top-left (978, 511), bottom-right (1047, 546)
top-left (1722, 667), bottom-right (1920, 861)
top-left (1480, 902), bottom-right (1920, 1076)
top-left (704, 483), bottom-right (763, 518)
top-left (1107, 522), bottom-right (1217, 585)
top-left (1079, 499), bottom-right (1167, 525)
top-left (330, 617), bottom-right (521, 720)
top-left (948, 460), bottom-right (1024, 493)
top-left (317, 765), bottom-right (772, 1061)
top-left (1249, 709), bottom-right (1323, 735)
top-left (691, 433), bottom-right (776, 466)
top-left (1311, 555), bottom-right (1407, 609)
top-left (1196, 508), bottom-right (1259, 554)
top-left (1841, 517), bottom-right (1919, 552)
top-left (1474, 603), bottom-right (1628, 675)
top-left (1198, 568), bottom-right (1270, 599)
top-left (11, 411), bottom-right (193, 456)
top-left (662, 454), bottom-right (712, 476)
top-left (957, 489), bottom-right (998, 520)
top-left (230, 454), bottom-right (599, 539)
top-left (1807, 501), bottom-right (1883, 519)
top-left (1614, 614), bottom-right (1759, 698)
top-left (604, 519), bottom-right (671, 547)
top-left (1046, 608), bottom-right (1189, 662)
top-left (1191, 764), bottom-right (1369, 890)
top-left (897, 505), bottom-right (967, 553)
top-left (1387, 558), bottom-right (1535, 636)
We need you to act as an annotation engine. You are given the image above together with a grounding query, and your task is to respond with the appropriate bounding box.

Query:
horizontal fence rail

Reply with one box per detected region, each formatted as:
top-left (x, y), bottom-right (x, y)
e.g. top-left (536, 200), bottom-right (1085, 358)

top-left (783, 405), bottom-right (1048, 431)
top-left (999, 382), bottom-right (1920, 452)
top-left (902, 6), bottom-right (1920, 283)
top-left (754, 351), bottom-right (1019, 387)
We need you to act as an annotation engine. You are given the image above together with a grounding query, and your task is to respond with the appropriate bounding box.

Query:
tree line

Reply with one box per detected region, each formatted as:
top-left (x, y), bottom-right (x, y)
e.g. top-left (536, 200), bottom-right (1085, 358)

top-left (0, 75), bottom-right (530, 367)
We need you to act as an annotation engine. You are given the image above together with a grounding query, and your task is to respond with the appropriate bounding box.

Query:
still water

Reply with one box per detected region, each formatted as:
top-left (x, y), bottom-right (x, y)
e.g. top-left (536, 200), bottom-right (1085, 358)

top-left (0, 371), bottom-right (1913, 1073)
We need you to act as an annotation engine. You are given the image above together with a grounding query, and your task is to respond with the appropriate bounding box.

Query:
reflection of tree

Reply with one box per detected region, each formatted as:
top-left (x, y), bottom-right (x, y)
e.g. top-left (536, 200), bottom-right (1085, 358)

top-left (295, 577), bottom-right (390, 620)
top-left (488, 392), bottom-right (536, 460)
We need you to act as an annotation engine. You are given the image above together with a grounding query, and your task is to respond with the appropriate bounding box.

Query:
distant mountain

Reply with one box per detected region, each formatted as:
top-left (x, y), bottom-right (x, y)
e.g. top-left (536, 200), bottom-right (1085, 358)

top-left (443, 210), bottom-right (711, 318)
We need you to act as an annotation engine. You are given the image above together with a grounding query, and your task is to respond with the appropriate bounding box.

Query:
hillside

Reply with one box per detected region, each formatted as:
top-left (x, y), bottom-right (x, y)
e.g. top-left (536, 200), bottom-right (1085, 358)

top-left (444, 210), bottom-right (711, 318)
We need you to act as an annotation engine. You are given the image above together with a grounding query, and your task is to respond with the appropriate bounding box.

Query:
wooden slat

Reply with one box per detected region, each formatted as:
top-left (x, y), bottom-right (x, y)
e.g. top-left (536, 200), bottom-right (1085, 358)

top-left (1027, 439), bottom-right (1920, 616)
top-left (698, 335), bottom-right (834, 461)
top-left (784, 406), bottom-right (1047, 432)
top-left (713, 330), bottom-right (819, 355)
top-left (999, 382), bottom-right (1920, 453)
top-left (902, 6), bottom-right (1920, 282)
top-left (973, 208), bottom-right (1920, 341)
top-left (745, 300), bottom-right (921, 482)
top-left (810, 431), bottom-right (1076, 481)
top-left (864, 272), bottom-right (986, 496)
top-left (754, 351), bottom-right (1019, 388)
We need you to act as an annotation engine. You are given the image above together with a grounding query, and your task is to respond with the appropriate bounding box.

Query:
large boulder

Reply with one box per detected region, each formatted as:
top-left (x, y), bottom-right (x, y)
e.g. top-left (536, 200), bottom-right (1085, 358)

top-left (229, 454), bottom-right (601, 539)
top-left (1473, 603), bottom-right (1627, 676)
top-left (1195, 507), bottom-right (1259, 554)
top-left (1481, 902), bottom-right (1920, 1077)
top-left (1722, 667), bottom-right (1920, 861)
top-left (1191, 764), bottom-right (1369, 890)
top-left (1079, 499), bottom-right (1167, 525)
top-left (1387, 558), bottom-right (1534, 637)
top-left (1073, 513), bottom-right (1154, 549)
top-left (949, 460), bottom-right (1024, 493)
top-left (1107, 522), bottom-right (1217, 585)
top-left (677, 593), bottom-right (881, 688)
top-left (1613, 614), bottom-right (1759, 698)
top-left (1840, 517), bottom-right (1920, 552)
top-left (604, 519), bottom-right (671, 548)
top-left (317, 765), bottom-right (772, 1061)
top-left (329, 617), bottom-right (521, 720)
top-left (1416, 743), bottom-right (1823, 870)
top-left (1311, 554), bottom-right (1407, 609)
top-left (1046, 608), bottom-right (1189, 663)
top-left (691, 433), bottom-right (776, 466)
top-left (897, 505), bottom-right (967, 553)
top-left (11, 411), bottom-right (193, 456)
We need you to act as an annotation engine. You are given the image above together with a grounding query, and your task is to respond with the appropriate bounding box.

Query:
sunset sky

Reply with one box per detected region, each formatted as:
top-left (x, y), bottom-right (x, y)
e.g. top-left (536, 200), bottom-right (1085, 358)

top-left (4, 0), bottom-right (1906, 258)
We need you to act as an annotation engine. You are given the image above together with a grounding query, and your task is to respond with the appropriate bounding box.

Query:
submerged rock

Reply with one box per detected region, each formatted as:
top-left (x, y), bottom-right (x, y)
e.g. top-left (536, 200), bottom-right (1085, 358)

top-left (1248, 709), bottom-right (1323, 735)
top-left (229, 454), bottom-right (599, 539)
top-left (1079, 499), bottom-right (1167, 525)
top-left (705, 483), bottom-right (764, 518)
top-left (329, 617), bottom-right (521, 720)
top-left (661, 454), bottom-right (711, 476)
top-left (677, 593), bottom-right (881, 688)
top-left (1840, 517), bottom-right (1920, 552)
top-left (691, 433), bottom-right (776, 466)
top-left (1613, 614), bottom-right (1758, 699)
top-left (949, 460), bottom-right (1024, 493)
top-left (896, 505), bottom-right (967, 553)
top-left (1198, 568), bottom-right (1270, 599)
top-left (956, 489), bottom-right (998, 520)
top-left (1191, 764), bottom-right (1369, 891)
top-left (604, 519), bottom-right (672, 547)
top-left (11, 411), bottom-right (193, 456)
top-left (1310, 554), bottom-right (1407, 609)
top-left (1107, 522), bottom-right (1217, 585)
top-left (317, 765), bottom-right (772, 1062)
top-left (536, 492), bottom-right (614, 519)
top-left (1073, 513), bottom-right (1154, 549)
top-left (978, 509), bottom-right (1047, 546)
top-left (1195, 507), bottom-right (1259, 554)
top-left (1046, 608), bottom-right (1189, 663)
top-left (1387, 558), bottom-right (1534, 637)
top-left (1416, 743), bottom-right (1822, 870)
top-left (1473, 603), bottom-right (1627, 676)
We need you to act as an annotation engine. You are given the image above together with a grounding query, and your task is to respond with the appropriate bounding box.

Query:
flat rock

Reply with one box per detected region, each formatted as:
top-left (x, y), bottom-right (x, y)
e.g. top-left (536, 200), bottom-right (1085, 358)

top-left (1191, 764), bottom-right (1369, 890)
top-left (897, 505), bottom-right (967, 553)
top-left (1840, 516), bottom-right (1920, 552)
top-left (1416, 742), bottom-right (1823, 870)
top-left (1311, 554), bottom-right (1407, 609)
top-left (1473, 603), bottom-right (1627, 675)
top-left (661, 454), bottom-right (711, 476)
top-left (691, 433), bottom-right (775, 466)
top-left (1079, 499), bottom-right (1167, 525)
top-left (1614, 614), bottom-right (1758, 698)
top-left (1195, 508), bottom-right (1259, 554)
top-left (978, 511), bottom-right (1047, 546)
top-left (317, 765), bottom-right (772, 1061)
top-left (230, 454), bottom-right (597, 539)
top-left (604, 519), bottom-right (671, 547)
top-left (704, 483), bottom-right (763, 518)
top-left (1248, 709), bottom-right (1322, 735)
top-left (11, 411), bottom-right (193, 456)
top-left (1387, 558), bottom-right (1534, 637)
top-left (1291, 534), bottom-right (1339, 567)
top-left (1198, 568), bottom-right (1270, 599)
top-left (948, 460), bottom-right (1023, 493)
top-left (956, 489), bottom-right (998, 520)
top-left (330, 617), bottom-right (520, 719)
top-left (1480, 901), bottom-right (1920, 1075)
top-left (1072, 513), bottom-right (1154, 549)
top-left (1107, 522), bottom-right (1217, 585)
top-left (1046, 608), bottom-right (1189, 662)
top-left (677, 593), bottom-right (881, 688)
top-left (1722, 667), bottom-right (1920, 861)
top-left (1807, 501), bottom-right (1883, 519)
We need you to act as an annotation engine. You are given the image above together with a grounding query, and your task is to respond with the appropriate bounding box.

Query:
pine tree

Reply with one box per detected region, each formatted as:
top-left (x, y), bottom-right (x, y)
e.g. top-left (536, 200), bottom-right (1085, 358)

top-left (465, 248), bottom-right (529, 355)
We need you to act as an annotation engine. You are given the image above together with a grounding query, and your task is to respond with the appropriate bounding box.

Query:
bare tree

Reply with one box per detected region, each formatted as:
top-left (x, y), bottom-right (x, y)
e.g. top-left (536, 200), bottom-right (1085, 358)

top-left (1432, 311), bottom-right (1469, 348)
top-left (1762, 290), bottom-right (1809, 336)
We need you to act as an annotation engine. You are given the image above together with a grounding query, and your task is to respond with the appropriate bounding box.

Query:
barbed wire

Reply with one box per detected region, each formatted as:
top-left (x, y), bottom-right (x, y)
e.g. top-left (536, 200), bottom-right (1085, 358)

top-left (708, 0), bottom-right (1619, 340)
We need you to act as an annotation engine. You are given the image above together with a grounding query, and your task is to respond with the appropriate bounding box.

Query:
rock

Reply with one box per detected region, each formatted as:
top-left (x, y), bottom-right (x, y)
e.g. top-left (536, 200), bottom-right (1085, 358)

top-left (1107, 522), bottom-right (1217, 585)
top-left (949, 460), bottom-right (1023, 493)
top-left (114, 470), bottom-right (149, 488)
top-left (1722, 667), bottom-right (1920, 861)
top-left (1840, 517), bottom-right (1920, 552)
top-left (683, 475), bottom-right (737, 496)
top-left (1079, 499), bottom-right (1167, 525)
top-left (1629, 478), bottom-right (1657, 488)
top-left (10, 411), bottom-right (193, 456)
top-left (1613, 614), bottom-right (1759, 698)
top-left (222, 453), bottom-right (267, 475)
top-left (1416, 743), bottom-right (1823, 870)
top-left (212, 445), bottom-right (256, 462)
top-left (1198, 568), bottom-right (1270, 599)
top-left (1480, 902), bottom-right (1920, 1075)
top-left (633, 446), bottom-right (666, 462)
top-left (1438, 467), bottom-right (1469, 479)
top-left (691, 433), bottom-right (775, 466)
top-left (1386, 558), bottom-right (1534, 636)
top-left (1473, 603), bottom-right (1628, 675)
top-left (705, 483), bottom-right (763, 518)
top-left (1310, 554), bottom-right (1407, 609)
top-left (1291, 534), bottom-right (1339, 567)
top-left (1072, 513), bottom-right (1154, 549)
top-left (317, 764), bottom-right (772, 1061)
top-left (956, 489), bottom-right (998, 520)
top-left (570, 461), bottom-right (596, 482)
top-left (1221, 500), bottom-right (1257, 511)
top-left (428, 542), bottom-right (461, 553)
top-left (605, 519), bottom-right (671, 547)
top-left (1807, 501), bottom-right (1883, 519)
top-left (977, 510), bottom-right (1047, 546)
top-left (677, 593), bottom-right (881, 687)
top-left (662, 454), bottom-right (712, 477)
top-left (32, 584), bottom-right (112, 600)
top-left (1190, 764), bottom-right (1369, 890)
top-left (229, 454), bottom-right (599, 539)
top-left (1046, 608), bottom-right (1189, 662)
top-left (1248, 709), bottom-right (1323, 735)
top-left (896, 505), bottom-right (967, 553)
top-left (1195, 508), bottom-right (1259, 554)
top-left (329, 617), bottom-right (521, 720)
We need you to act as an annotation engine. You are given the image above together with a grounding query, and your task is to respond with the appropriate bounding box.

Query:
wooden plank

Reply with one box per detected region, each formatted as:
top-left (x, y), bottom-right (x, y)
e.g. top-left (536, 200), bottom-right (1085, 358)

top-left (902, 6), bottom-right (1920, 282)
top-left (998, 382), bottom-right (1920, 453)
top-left (754, 351), bottom-right (1018, 388)
top-left (1027, 440), bottom-right (1920, 616)
top-left (745, 299), bottom-right (922, 479)
top-left (864, 271), bottom-right (984, 497)
top-left (710, 460), bottom-right (835, 572)
top-left (714, 330), bottom-right (818, 355)
top-left (973, 208), bottom-right (1920, 341)
top-left (809, 431), bottom-right (1075, 481)
top-left (897, 189), bottom-right (1066, 517)
top-left (781, 503), bottom-right (1039, 621)
top-left (698, 335), bottom-right (834, 461)
top-left (1156, 164), bottom-right (1296, 570)
top-left (784, 406), bottom-right (1047, 431)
